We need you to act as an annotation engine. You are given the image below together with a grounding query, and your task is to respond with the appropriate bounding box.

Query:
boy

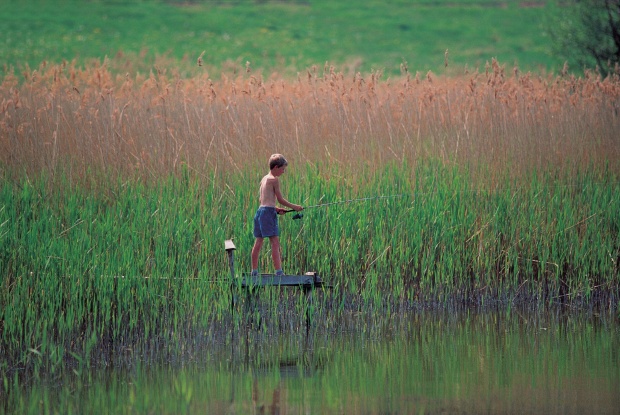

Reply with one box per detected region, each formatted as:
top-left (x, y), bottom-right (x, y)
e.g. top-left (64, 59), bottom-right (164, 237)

top-left (251, 154), bottom-right (303, 276)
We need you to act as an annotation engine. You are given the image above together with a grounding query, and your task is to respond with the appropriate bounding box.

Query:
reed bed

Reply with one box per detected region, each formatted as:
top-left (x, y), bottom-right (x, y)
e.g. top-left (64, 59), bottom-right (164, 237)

top-left (1, 59), bottom-right (619, 372)
top-left (1, 59), bottom-right (619, 179)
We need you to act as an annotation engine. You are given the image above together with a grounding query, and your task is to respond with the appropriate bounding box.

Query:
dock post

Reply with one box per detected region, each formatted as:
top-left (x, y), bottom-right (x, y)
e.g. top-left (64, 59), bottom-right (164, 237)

top-left (225, 239), bottom-right (236, 280)
top-left (303, 272), bottom-right (317, 333)
top-left (305, 287), bottom-right (313, 334)
top-left (225, 239), bottom-right (236, 313)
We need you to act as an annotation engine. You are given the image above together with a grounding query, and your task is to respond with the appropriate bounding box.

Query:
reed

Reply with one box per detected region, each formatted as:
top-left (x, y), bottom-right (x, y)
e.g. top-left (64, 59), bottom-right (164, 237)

top-left (1, 163), bottom-right (618, 371)
top-left (1, 59), bottom-right (618, 182)
top-left (1, 59), bottom-right (619, 371)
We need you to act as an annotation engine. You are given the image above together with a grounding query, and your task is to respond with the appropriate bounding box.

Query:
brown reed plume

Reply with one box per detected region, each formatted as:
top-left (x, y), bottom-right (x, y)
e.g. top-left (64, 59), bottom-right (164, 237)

top-left (1, 58), bottom-right (619, 185)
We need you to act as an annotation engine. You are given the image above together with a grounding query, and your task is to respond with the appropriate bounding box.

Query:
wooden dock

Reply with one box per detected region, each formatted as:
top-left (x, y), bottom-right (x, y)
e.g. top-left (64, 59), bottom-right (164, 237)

top-left (225, 239), bottom-right (326, 291)
top-left (239, 272), bottom-right (325, 289)
top-left (225, 239), bottom-right (328, 330)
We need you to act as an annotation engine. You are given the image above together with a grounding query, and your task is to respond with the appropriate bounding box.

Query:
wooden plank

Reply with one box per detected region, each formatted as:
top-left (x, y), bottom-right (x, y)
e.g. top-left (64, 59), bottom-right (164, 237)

top-left (241, 274), bottom-right (315, 287)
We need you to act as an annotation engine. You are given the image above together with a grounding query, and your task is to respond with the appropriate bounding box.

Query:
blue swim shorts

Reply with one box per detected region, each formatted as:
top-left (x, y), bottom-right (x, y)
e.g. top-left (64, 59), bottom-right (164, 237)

top-left (253, 206), bottom-right (279, 238)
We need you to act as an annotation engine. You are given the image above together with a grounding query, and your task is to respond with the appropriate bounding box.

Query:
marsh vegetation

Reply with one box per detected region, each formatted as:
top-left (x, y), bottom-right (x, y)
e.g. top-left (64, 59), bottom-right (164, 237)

top-left (1, 59), bottom-right (618, 377)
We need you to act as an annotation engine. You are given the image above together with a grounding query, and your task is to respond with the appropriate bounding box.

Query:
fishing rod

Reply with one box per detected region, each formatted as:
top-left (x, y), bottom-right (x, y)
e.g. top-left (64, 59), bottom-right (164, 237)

top-left (281, 194), bottom-right (403, 220)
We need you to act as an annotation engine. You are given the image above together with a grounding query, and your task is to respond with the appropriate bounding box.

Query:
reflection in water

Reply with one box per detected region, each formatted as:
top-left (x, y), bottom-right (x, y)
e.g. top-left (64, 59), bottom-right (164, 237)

top-left (4, 310), bottom-right (619, 414)
top-left (229, 327), bottom-right (320, 414)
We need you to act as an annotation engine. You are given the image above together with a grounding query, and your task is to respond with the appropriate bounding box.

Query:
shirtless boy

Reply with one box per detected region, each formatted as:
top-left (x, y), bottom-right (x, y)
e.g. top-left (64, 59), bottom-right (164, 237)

top-left (251, 154), bottom-right (303, 276)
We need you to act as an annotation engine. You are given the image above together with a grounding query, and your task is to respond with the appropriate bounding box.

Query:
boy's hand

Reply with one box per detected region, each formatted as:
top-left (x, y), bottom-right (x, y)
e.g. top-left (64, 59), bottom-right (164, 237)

top-left (277, 205), bottom-right (303, 214)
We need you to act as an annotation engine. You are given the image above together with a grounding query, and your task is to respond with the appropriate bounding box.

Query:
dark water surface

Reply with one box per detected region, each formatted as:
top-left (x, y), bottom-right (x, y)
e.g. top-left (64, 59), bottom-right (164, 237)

top-left (4, 310), bottom-right (619, 414)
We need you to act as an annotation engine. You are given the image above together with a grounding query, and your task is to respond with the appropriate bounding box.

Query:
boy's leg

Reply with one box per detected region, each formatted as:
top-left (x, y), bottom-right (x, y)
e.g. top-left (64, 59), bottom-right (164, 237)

top-left (251, 238), bottom-right (263, 273)
top-left (268, 236), bottom-right (283, 273)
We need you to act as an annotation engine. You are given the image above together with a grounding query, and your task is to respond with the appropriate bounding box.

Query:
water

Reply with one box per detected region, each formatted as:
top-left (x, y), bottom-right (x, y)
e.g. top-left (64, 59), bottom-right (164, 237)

top-left (3, 310), bottom-right (618, 414)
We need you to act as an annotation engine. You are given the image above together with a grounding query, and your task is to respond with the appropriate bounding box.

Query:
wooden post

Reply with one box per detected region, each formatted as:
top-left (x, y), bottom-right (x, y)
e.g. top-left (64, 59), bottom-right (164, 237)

top-left (304, 286), bottom-right (313, 334)
top-left (225, 239), bottom-right (236, 280)
top-left (304, 272), bottom-right (317, 333)
top-left (225, 239), bottom-right (236, 314)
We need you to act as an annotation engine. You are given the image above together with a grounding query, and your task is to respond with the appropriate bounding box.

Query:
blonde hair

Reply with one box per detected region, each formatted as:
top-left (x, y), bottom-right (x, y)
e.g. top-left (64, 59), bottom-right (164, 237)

top-left (269, 154), bottom-right (288, 170)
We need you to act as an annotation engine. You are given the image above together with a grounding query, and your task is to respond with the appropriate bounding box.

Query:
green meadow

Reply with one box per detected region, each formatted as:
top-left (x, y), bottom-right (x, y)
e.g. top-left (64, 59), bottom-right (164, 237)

top-left (1, 0), bottom-right (564, 77)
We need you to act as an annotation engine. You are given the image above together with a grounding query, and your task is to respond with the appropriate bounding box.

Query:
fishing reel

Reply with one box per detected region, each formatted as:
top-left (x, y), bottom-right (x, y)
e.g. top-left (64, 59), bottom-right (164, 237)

top-left (280, 209), bottom-right (304, 220)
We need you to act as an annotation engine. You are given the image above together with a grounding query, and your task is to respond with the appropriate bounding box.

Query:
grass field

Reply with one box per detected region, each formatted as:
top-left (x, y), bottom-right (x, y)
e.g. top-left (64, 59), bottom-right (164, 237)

top-left (1, 0), bottom-right (564, 77)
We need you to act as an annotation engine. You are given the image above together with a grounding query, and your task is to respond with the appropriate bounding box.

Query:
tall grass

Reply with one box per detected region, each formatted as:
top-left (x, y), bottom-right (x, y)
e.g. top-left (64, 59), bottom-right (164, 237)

top-left (1, 59), bottom-right (618, 180)
top-left (1, 59), bottom-right (619, 371)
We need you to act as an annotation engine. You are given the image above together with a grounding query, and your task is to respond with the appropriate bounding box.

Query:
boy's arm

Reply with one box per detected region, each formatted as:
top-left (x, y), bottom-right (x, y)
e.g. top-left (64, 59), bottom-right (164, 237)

top-left (273, 178), bottom-right (303, 211)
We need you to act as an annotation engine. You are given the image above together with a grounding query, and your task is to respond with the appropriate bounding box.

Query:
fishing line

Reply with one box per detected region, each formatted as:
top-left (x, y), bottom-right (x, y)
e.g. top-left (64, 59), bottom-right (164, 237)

top-left (282, 194), bottom-right (404, 220)
top-left (281, 182), bottom-right (586, 220)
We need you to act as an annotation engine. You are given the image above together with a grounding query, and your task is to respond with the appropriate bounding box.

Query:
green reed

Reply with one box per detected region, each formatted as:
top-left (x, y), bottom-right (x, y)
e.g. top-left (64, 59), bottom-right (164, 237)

top-left (1, 160), bottom-right (618, 372)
